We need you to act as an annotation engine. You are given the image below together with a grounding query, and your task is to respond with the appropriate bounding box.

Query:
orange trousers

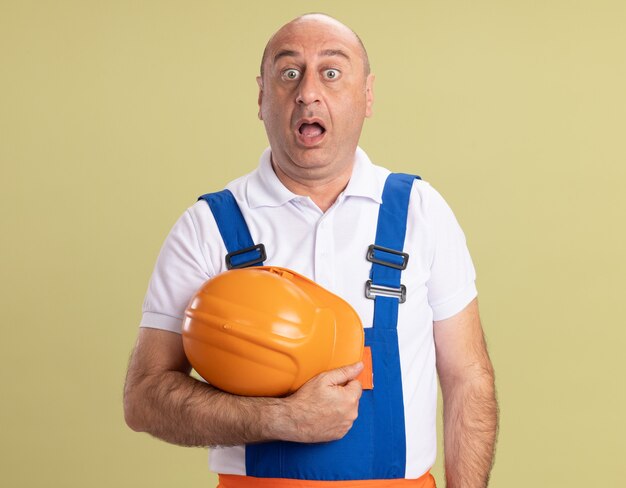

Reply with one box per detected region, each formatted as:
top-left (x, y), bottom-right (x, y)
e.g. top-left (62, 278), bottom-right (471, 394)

top-left (217, 471), bottom-right (436, 488)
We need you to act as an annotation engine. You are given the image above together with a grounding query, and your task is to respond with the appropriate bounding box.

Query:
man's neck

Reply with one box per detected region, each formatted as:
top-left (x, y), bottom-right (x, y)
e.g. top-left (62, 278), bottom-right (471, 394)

top-left (271, 158), bottom-right (354, 213)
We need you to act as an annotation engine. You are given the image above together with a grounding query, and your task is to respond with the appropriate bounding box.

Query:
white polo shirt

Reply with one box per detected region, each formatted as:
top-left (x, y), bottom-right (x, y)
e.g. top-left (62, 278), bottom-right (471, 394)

top-left (140, 146), bottom-right (477, 479)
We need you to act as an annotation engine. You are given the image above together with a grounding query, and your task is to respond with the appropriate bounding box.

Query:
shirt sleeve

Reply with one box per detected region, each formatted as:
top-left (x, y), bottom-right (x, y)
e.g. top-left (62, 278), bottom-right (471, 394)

top-left (140, 209), bottom-right (215, 333)
top-left (425, 186), bottom-right (478, 321)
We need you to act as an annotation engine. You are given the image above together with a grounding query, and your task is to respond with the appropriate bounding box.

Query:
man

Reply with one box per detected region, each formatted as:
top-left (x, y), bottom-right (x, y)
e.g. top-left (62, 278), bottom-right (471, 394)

top-left (124, 13), bottom-right (497, 488)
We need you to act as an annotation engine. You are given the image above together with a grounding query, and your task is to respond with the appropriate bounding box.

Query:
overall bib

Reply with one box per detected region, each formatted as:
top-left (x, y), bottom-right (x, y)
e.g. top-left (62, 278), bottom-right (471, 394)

top-left (199, 173), bottom-right (435, 487)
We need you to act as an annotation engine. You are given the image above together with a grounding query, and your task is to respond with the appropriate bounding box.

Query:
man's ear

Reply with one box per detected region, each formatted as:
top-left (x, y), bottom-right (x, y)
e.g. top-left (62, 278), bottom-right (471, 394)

top-left (256, 76), bottom-right (264, 120)
top-left (365, 73), bottom-right (375, 118)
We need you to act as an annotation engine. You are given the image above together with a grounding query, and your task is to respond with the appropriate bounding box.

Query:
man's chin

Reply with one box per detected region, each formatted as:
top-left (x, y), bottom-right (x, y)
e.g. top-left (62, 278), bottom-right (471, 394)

top-left (289, 147), bottom-right (335, 169)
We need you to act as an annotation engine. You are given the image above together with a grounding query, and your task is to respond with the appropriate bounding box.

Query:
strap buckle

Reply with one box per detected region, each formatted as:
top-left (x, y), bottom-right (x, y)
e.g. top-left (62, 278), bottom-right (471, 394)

top-left (225, 243), bottom-right (266, 270)
top-left (366, 244), bottom-right (409, 270)
top-left (365, 280), bottom-right (407, 303)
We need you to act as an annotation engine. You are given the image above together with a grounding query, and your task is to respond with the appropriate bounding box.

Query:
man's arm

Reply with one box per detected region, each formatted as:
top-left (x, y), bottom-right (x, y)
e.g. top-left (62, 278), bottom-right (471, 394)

top-left (123, 327), bottom-right (363, 447)
top-left (434, 298), bottom-right (498, 488)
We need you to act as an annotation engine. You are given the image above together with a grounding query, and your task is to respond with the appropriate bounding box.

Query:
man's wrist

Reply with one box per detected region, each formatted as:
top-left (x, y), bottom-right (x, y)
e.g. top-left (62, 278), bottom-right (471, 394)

top-left (257, 396), bottom-right (294, 442)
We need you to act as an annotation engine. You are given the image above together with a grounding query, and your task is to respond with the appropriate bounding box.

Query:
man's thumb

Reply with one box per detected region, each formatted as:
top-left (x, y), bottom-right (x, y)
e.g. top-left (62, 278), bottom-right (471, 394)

top-left (326, 361), bottom-right (364, 386)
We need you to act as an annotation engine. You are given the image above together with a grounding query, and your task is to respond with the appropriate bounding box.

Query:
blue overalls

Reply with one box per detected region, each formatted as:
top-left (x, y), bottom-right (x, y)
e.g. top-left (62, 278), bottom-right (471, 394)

top-left (199, 173), bottom-right (419, 481)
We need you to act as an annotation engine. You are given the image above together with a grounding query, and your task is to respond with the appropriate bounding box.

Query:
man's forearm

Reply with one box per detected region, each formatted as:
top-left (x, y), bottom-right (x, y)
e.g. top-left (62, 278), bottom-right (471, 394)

top-left (124, 370), bottom-right (286, 448)
top-left (442, 370), bottom-right (498, 488)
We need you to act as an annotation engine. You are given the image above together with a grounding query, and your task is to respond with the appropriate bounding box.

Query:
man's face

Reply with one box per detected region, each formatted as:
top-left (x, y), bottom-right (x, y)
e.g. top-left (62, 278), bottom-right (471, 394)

top-left (257, 17), bottom-right (374, 182)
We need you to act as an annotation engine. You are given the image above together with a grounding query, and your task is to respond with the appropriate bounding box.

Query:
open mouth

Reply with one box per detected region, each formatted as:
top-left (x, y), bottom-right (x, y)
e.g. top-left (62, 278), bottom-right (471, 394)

top-left (298, 122), bottom-right (326, 138)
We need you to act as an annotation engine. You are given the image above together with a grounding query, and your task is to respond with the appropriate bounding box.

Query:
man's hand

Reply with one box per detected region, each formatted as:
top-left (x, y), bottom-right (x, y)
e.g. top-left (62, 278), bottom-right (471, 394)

top-left (275, 362), bottom-right (364, 443)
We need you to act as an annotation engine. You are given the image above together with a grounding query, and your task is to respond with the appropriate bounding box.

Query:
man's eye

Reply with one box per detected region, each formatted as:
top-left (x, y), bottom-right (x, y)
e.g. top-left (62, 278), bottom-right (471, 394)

top-left (283, 69), bottom-right (300, 80)
top-left (323, 69), bottom-right (340, 80)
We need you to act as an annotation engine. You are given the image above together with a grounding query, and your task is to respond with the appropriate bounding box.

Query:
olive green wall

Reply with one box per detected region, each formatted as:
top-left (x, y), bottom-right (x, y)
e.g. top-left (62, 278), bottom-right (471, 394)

top-left (1, 1), bottom-right (624, 486)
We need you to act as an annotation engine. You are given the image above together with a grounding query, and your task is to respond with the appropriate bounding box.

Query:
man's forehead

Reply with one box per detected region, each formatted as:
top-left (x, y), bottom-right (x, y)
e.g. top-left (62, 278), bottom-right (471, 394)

top-left (268, 21), bottom-right (359, 59)
top-left (260, 14), bottom-right (369, 76)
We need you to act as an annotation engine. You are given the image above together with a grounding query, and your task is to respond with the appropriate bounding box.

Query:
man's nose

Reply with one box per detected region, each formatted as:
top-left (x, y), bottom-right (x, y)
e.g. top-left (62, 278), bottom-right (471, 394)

top-left (295, 70), bottom-right (321, 106)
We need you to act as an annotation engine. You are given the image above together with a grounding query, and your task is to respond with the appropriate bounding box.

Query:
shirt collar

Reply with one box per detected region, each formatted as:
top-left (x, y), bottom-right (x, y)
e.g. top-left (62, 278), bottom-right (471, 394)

top-left (342, 147), bottom-right (383, 204)
top-left (247, 146), bottom-right (383, 209)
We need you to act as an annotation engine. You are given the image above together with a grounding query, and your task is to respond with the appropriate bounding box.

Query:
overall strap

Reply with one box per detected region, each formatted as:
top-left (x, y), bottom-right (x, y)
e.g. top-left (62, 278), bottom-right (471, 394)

top-left (198, 189), bottom-right (266, 269)
top-left (367, 173), bottom-right (420, 329)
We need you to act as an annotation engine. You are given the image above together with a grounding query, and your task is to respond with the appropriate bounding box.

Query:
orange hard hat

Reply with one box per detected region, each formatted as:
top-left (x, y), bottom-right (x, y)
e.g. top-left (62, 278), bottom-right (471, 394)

top-left (182, 266), bottom-right (363, 397)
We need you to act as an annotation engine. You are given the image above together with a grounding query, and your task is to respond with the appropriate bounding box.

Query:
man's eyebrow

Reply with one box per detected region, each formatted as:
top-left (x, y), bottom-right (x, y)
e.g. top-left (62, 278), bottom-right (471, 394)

top-left (273, 49), bottom-right (299, 63)
top-left (272, 48), bottom-right (352, 64)
top-left (319, 49), bottom-right (351, 62)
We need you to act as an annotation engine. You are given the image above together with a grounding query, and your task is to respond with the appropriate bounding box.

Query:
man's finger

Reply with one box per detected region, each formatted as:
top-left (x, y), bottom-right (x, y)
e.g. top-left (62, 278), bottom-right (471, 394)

top-left (324, 361), bottom-right (364, 386)
top-left (344, 378), bottom-right (364, 398)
